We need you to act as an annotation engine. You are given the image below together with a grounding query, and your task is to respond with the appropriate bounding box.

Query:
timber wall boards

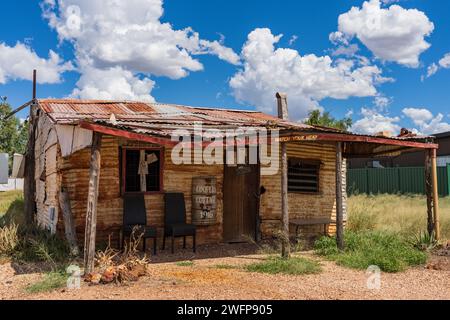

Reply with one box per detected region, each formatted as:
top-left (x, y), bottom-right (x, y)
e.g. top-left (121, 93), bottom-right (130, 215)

top-left (35, 131), bottom-right (343, 247)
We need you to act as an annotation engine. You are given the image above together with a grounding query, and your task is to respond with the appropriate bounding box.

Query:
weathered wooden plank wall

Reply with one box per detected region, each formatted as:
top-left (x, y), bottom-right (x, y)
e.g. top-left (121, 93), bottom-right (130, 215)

top-left (35, 113), bottom-right (60, 232)
top-left (59, 136), bottom-right (224, 247)
top-left (37, 130), bottom-right (343, 247)
top-left (259, 141), bottom-right (343, 239)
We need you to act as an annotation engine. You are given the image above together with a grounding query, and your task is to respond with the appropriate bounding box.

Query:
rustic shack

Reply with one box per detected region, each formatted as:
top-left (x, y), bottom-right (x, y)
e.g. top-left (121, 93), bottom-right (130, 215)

top-left (18, 92), bottom-right (440, 271)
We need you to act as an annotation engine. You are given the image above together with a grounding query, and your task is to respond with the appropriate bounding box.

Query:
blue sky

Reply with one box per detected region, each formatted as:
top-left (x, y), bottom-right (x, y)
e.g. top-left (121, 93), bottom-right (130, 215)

top-left (1, 0), bottom-right (449, 135)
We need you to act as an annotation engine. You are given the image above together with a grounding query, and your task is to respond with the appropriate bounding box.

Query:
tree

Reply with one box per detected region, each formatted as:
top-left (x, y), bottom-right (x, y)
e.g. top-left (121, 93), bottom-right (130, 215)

top-left (304, 110), bottom-right (352, 131)
top-left (0, 99), bottom-right (29, 173)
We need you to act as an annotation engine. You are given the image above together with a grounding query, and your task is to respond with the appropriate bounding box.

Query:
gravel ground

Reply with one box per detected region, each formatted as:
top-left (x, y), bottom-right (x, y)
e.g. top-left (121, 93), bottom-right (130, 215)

top-left (1, 243), bottom-right (449, 300)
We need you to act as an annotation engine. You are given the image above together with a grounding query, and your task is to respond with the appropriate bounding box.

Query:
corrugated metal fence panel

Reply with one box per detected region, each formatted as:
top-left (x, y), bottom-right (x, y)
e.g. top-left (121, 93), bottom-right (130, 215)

top-left (399, 167), bottom-right (425, 194)
top-left (347, 166), bottom-right (449, 196)
top-left (347, 169), bottom-right (368, 194)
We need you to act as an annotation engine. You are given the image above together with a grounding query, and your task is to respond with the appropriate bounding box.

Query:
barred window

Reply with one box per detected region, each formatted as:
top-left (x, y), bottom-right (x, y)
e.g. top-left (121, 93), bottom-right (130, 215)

top-left (288, 158), bottom-right (321, 193)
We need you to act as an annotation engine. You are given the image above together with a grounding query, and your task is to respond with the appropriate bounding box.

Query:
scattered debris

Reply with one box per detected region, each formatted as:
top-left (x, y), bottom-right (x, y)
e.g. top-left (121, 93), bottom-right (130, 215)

top-left (84, 228), bottom-right (150, 285)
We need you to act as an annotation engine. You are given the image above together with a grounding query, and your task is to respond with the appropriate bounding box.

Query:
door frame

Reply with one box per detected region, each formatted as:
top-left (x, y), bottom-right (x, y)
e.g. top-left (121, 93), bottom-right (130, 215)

top-left (222, 162), bottom-right (261, 243)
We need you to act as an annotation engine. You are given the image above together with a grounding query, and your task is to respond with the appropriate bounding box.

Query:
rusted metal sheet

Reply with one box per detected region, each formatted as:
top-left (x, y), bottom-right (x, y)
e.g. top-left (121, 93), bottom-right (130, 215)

top-left (37, 99), bottom-right (436, 151)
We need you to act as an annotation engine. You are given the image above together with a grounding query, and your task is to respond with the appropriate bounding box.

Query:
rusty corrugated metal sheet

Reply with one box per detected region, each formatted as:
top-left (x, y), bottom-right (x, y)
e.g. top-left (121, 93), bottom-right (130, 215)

top-left (37, 99), bottom-right (434, 144)
top-left (38, 99), bottom-right (312, 130)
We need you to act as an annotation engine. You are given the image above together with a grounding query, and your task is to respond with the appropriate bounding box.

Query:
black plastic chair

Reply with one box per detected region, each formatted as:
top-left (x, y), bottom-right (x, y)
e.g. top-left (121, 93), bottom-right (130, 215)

top-left (163, 193), bottom-right (196, 254)
top-left (122, 194), bottom-right (157, 255)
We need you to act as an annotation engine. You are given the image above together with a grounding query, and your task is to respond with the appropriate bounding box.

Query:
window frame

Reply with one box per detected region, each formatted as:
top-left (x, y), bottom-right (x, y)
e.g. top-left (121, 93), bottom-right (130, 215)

top-left (121, 146), bottom-right (165, 195)
top-left (287, 158), bottom-right (322, 195)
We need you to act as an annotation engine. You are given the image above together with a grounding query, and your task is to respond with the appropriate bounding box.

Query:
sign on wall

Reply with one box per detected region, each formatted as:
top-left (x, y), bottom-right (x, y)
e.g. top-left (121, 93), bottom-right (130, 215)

top-left (0, 153), bottom-right (8, 184)
top-left (192, 177), bottom-right (217, 226)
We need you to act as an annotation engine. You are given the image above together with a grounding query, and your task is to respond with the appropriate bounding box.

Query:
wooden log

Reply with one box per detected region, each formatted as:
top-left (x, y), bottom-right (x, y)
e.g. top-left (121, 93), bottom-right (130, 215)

top-left (335, 142), bottom-right (345, 250)
top-left (83, 132), bottom-right (102, 274)
top-left (424, 151), bottom-right (434, 236)
top-left (276, 92), bottom-right (290, 259)
top-left (59, 187), bottom-right (79, 256)
top-left (281, 142), bottom-right (290, 258)
top-left (24, 103), bottom-right (37, 225)
top-left (431, 149), bottom-right (440, 240)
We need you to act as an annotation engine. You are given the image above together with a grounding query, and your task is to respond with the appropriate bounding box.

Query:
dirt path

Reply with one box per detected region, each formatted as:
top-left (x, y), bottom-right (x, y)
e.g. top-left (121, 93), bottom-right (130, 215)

top-left (1, 248), bottom-right (449, 300)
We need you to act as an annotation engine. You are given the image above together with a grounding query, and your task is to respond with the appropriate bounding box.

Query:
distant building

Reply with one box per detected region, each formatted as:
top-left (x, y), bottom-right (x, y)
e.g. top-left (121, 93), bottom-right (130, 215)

top-left (348, 131), bottom-right (450, 168)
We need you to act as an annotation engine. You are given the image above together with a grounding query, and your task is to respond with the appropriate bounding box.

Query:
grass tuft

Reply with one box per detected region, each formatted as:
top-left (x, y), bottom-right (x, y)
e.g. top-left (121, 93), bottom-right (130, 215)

top-left (176, 261), bottom-right (194, 267)
top-left (245, 256), bottom-right (321, 275)
top-left (314, 231), bottom-right (427, 273)
top-left (213, 264), bottom-right (238, 270)
top-left (26, 270), bottom-right (68, 294)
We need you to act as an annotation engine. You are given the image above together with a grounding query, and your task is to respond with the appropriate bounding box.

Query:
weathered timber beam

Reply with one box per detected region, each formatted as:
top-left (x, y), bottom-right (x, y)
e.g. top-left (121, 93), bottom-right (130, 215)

top-left (83, 132), bottom-right (102, 274)
top-left (430, 149), bottom-right (440, 240)
top-left (336, 142), bottom-right (345, 250)
top-left (279, 132), bottom-right (438, 150)
top-left (277, 92), bottom-right (290, 259)
top-left (59, 187), bottom-right (79, 256)
top-left (425, 151), bottom-right (434, 236)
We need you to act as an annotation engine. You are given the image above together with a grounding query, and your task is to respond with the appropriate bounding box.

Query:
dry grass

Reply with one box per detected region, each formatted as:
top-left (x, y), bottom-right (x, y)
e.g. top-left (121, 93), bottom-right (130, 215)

top-left (347, 194), bottom-right (450, 240)
top-left (0, 191), bottom-right (24, 225)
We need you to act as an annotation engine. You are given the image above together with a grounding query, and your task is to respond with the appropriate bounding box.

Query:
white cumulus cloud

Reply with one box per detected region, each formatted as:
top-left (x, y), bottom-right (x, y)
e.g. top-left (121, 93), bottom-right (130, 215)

top-left (41, 0), bottom-right (239, 100)
top-left (0, 42), bottom-right (73, 84)
top-left (402, 107), bottom-right (450, 134)
top-left (440, 53), bottom-right (450, 68)
top-left (71, 66), bottom-right (155, 102)
top-left (351, 107), bottom-right (401, 135)
top-left (335, 0), bottom-right (434, 67)
top-left (423, 53), bottom-right (450, 79)
top-left (229, 28), bottom-right (389, 119)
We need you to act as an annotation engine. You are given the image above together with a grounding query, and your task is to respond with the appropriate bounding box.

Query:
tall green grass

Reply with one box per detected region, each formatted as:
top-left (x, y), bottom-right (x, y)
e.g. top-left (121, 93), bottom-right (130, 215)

top-left (347, 194), bottom-right (450, 239)
top-left (314, 231), bottom-right (427, 273)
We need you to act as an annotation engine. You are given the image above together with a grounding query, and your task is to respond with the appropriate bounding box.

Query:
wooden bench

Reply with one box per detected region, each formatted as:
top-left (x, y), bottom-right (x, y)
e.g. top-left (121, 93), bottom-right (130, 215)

top-left (290, 218), bottom-right (334, 240)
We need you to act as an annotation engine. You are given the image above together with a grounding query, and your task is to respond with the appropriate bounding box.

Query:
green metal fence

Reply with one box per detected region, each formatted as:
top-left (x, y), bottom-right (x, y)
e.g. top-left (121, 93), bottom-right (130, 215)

top-left (347, 164), bottom-right (450, 196)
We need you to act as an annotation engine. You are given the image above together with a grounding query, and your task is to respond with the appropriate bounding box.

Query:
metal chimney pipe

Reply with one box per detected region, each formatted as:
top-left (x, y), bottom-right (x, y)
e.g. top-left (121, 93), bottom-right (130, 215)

top-left (276, 92), bottom-right (289, 120)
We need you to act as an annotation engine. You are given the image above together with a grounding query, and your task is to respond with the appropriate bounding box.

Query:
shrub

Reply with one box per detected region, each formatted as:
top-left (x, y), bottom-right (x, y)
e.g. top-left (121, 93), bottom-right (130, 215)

top-left (314, 231), bottom-right (427, 273)
top-left (26, 271), bottom-right (68, 293)
top-left (245, 256), bottom-right (321, 275)
top-left (0, 223), bottom-right (19, 256)
top-left (15, 226), bottom-right (71, 267)
top-left (409, 231), bottom-right (438, 252)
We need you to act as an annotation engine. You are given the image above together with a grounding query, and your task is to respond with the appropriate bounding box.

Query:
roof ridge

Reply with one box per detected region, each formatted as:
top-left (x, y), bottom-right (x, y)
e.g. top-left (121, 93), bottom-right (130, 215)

top-left (37, 98), bottom-right (262, 113)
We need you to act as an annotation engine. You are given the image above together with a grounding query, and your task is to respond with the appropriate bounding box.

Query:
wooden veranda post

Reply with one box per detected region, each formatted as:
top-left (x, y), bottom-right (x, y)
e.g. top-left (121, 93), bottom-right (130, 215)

top-left (335, 142), bottom-right (345, 250)
top-left (276, 92), bottom-right (290, 259)
top-left (24, 70), bottom-right (37, 225)
top-left (430, 148), bottom-right (441, 240)
top-left (83, 132), bottom-right (102, 274)
top-left (425, 151), bottom-right (434, 236)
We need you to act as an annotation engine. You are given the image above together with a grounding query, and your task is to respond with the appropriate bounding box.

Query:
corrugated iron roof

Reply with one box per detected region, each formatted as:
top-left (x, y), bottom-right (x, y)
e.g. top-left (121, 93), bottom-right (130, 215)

top-left (37, 99), bottom-right (434, 144)
top-left (38, 99), bottom-right (315, 130)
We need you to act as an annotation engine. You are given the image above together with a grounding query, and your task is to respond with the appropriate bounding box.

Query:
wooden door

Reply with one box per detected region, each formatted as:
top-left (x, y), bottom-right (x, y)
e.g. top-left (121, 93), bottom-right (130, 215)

top-left (223, 164), bottom-right (260, 242)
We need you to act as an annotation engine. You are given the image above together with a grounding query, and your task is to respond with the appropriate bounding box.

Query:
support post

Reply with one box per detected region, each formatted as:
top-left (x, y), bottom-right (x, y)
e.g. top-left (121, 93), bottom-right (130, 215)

top-left (425, 151), bottom-right (434, 236)
top-left (430, 149), bottom-right (440, 240)
top-left (83, 132), bottom-right (102, 274)
top-left (23, 70), bottom-right (37, 225)
top-left (59, 187), bottom-right (79, 256)
top-left (336, 142), bottom-right (345, 250)
top-left (276, 92), bottom-right (290, 259)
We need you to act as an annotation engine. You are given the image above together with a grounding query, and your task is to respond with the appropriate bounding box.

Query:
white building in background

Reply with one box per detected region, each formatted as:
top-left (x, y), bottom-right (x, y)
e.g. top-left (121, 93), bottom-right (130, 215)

top-left (0, 153), bottom-right (8, 184)
top-left (0, 153), bottom-right (24, 191)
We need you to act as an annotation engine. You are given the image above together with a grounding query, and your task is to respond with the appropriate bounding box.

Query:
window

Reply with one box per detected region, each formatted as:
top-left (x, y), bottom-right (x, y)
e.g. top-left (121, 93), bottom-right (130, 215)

top-left (288, 158), bottom-right (321, 193)
top-left (122, 148), bottom-right (163, 193)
